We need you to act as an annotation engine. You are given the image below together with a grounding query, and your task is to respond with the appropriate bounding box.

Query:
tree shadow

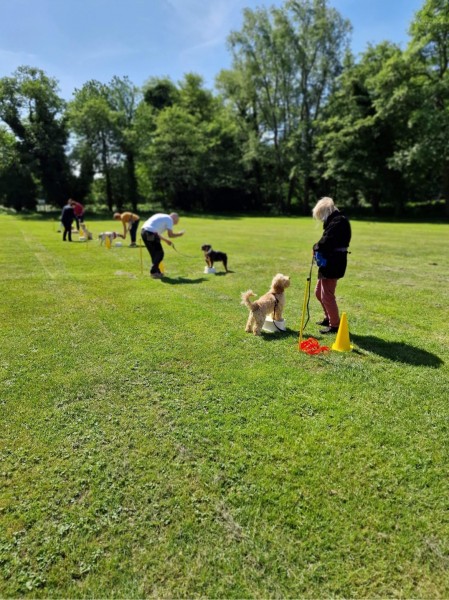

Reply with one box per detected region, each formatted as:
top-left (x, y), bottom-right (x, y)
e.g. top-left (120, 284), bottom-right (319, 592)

top-left (162, 276), bottom-right (207, 285)
top-left (351, 334), bottom-right (443, 368)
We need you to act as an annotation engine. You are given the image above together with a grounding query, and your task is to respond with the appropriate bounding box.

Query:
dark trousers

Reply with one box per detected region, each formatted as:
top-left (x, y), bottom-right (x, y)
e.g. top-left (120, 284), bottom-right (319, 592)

top-left (141, 230), bottom-right (164, 274)
top-left (129, 219), bottom-right (139, 244)
top-left (74, 214), bottom-right (84, 230)
top-left (63, 222), bottom-right (73, 241)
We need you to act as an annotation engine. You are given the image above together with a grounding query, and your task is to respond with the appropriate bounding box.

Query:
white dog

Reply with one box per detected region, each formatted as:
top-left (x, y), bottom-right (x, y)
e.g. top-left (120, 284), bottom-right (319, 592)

top-left (98, 231), bottom-right (123, 245)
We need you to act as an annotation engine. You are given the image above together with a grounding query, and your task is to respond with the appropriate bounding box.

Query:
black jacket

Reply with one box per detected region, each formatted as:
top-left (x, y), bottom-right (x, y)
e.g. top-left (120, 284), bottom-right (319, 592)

top-left (313, 210), bottom-right (351, 279)
top-left (61, 205), bottom-right (75, 226)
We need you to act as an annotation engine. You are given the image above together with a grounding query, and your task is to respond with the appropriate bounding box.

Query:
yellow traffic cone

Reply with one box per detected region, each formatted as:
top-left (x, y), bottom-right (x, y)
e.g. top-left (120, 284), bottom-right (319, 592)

top-left (105, 236), bottom-right (111, 249)
top-left (332, 312), bottom-right (353, 352)
top-left (159, 261), bottom-right (165, 274)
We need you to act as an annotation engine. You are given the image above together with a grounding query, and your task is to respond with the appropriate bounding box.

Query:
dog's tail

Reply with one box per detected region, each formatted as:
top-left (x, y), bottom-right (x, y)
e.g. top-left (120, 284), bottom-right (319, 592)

top-left (241, 290), bottom-right (258, 310)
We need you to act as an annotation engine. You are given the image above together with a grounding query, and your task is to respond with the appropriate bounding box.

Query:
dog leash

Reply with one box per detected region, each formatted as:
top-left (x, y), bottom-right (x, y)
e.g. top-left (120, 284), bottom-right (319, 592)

top-left (271, 294), bottom-right (285, 332)
top-left (170, 243), bottom-right (197, 259)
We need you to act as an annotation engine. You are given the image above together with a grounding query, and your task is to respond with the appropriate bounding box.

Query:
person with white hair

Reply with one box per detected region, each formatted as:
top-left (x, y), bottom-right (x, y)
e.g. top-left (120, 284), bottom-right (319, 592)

top-left (140, 212), bottom-right (185, 279)
top-left (312, 197), bottom-right (352, 334)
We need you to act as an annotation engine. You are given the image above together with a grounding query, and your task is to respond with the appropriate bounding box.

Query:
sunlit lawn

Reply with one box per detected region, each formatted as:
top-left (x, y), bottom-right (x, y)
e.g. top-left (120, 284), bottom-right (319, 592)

top-left (1, 212), bottom-right (448, 597)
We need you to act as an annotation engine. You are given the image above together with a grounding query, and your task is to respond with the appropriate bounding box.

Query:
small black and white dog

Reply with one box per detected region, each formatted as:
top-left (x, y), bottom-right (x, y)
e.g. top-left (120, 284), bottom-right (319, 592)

top-left (201, 244), bottom-right (229, 272)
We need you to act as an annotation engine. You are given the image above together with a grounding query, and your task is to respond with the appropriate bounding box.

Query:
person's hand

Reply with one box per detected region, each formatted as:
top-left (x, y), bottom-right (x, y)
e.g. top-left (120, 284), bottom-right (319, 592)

top-left (167, 240), bottom-right (173, 247)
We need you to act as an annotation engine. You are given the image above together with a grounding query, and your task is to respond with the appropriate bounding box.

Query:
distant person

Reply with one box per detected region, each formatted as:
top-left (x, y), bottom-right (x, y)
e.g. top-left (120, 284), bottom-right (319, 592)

top-left (61, 199), bottom-right (75, 242)
top-left (113, 212), bottom-right (140, 247)
top-left (140, 212), bottom-right (185, 279)
top-left (312, 197), bottom-right (351, 334)
top-left (70, 199), bottom-right (85, 231)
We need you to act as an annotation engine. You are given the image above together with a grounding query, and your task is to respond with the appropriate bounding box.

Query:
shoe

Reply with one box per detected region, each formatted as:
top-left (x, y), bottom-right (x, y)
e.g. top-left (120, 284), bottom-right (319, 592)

top-left (316, 318), bottom-right (329, 326)
top-left (129, 243), bottom-right (137, 247)
top-left (320, 326), bottom-right (339, 334)
top-left (150, 273), bottom-right (163, 279)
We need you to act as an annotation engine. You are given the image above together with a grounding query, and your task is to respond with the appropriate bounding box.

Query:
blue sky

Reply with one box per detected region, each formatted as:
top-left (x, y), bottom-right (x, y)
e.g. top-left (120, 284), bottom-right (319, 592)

top-left (1, 0), bottom-right (424, 99)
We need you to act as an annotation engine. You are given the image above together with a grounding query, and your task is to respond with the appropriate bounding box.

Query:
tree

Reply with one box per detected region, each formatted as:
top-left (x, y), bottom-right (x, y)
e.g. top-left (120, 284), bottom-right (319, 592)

top-left (140, 74), bottom-right (245, 211)
top-left (221, 0), bottom-right (351, 213)
top-left (68, 77), bottom-right (142, 212)
top-left (405, 0), bottom-right (449, 215)
top-left (0, 66), bottom-right (71, 208)
top-left (317, 44), bottom-right (410, 213)
top-left (0, 126), bottom-right (36, 210)
top-left (143, 77), bottom-right (179, 111)
top-left (68, 81), bottom-right (117, 210)
top-left (107, 76), bottom-right (142, 212)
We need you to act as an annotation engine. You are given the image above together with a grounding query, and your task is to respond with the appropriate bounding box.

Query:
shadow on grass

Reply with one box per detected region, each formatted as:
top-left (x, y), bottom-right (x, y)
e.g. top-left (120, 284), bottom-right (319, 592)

top-left (162, 276), bottom-right (207, 285)
top-left (351, 334), bottom-right (444, 368)
top-left (259, 327), bottom-right (299, 341)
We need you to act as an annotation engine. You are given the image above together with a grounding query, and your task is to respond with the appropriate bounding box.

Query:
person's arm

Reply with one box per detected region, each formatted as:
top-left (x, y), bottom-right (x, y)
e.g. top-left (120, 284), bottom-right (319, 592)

top-left (160, 234), bottom-right (173, 246)
top-left (167, 229), bottom-right (185, 239)
top-left (121, 218), bottom-right (127, 239)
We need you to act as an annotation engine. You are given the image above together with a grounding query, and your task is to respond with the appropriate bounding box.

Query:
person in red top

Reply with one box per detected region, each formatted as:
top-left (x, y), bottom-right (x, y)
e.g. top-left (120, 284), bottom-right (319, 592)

top-left (70, 199), bottom-right (85, 231)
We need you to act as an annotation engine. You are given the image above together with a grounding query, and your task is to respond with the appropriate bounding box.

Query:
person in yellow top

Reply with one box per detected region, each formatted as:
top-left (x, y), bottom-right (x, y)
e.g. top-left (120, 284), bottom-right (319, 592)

top-left (113, 212), bottom-right (140, 247)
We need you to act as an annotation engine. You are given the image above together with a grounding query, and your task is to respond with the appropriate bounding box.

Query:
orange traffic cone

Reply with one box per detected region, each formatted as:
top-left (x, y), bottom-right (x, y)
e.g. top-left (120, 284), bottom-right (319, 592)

top-left (332, 312), bottom-right (353, 352)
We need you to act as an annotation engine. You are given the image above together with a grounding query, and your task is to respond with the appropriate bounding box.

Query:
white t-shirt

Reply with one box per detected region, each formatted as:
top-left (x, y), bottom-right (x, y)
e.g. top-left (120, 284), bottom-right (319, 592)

top-left (141, 214), bottom-right (173, 235)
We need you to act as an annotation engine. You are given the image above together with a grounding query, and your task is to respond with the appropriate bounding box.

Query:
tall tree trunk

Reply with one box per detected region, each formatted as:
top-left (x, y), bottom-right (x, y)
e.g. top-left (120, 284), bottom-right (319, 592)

top-left (100, 134), bottom-right (113, 211)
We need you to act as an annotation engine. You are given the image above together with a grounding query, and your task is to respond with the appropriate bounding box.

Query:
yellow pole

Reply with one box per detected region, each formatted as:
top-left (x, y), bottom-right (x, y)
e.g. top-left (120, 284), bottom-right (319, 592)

top-left (298, 276), bottom-right (311, 347)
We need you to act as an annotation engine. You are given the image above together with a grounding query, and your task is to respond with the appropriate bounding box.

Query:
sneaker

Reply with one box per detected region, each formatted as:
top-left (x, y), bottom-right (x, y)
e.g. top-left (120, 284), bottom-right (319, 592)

top-left (150, 273), bottom-right (163, 279)
top-left (316, 318), bottom-right (329, 326)
top-left (129, 243), bottom-right (137, 247)
top-left (320, 326), bottom-right (339, 334)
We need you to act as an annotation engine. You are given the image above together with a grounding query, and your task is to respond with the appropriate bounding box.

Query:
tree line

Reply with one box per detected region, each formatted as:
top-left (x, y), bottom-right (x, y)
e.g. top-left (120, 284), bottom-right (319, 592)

top-left (0, 0), bottom-right (448, 217)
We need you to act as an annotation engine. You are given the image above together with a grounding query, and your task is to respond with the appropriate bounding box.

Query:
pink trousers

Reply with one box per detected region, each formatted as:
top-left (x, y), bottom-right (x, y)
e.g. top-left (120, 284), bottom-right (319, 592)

top-left (315, 278), bottom-right (340, 328)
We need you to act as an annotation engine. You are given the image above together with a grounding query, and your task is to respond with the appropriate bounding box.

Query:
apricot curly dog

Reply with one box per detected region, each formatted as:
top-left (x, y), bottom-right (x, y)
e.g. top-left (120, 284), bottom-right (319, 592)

top-left (241, 273), bottom-right (290, 335)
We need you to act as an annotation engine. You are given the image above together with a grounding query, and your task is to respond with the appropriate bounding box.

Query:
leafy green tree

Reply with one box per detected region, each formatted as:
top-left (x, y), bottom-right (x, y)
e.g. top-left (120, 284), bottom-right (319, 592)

top-left (143, 77), bottom-right (180, 111)
top-left (107, 76), bottom-right (142, 211)
top-left (0, 66), bottom-right (71, 208)
top-left (68, 77), bottom-right (141, 211)
top-left (0, 126), bottom-right (36, 209)
top-left (221, 0), bottom-right (351, 213)
top-left (403, 0), bottom-right (449, 215)
top-left (68, 81), bottom-right (121, 210)
top-left (139, 74), bottom-right (244, 211)
top-left (317, 44), bottom-right (410, 213)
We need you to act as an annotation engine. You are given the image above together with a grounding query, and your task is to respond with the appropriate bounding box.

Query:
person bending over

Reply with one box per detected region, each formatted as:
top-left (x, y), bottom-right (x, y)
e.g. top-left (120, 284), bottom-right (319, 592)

top-left (312, 197), bottom-right (351, 334)
top-left (113, 212), bottom-right (140, 247)
top-left (70, 199), bottom-right (85, 231)
top-left (140, 212), bottom-right (185, 279)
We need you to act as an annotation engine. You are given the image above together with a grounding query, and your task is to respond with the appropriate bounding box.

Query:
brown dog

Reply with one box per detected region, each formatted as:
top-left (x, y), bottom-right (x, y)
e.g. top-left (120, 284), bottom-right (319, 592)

top-left (201, 244), bottom-right (229, 272)
top-left (241, 273), bottom-right (290, 335)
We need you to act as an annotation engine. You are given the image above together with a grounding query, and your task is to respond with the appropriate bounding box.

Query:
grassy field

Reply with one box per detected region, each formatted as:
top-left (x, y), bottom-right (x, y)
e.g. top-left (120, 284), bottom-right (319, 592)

top-left (1, 212), bottom-right (448, 598)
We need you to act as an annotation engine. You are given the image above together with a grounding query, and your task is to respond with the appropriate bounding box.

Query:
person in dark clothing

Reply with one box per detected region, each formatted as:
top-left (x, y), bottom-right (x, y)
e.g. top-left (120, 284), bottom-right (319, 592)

top-left (61, 200), bottom-right (75, 242)
top-left (312, 197), bottom-right (352, 334)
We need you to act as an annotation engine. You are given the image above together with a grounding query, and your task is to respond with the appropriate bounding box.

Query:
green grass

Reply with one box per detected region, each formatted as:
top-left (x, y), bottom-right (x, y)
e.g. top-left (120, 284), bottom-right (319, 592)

top-left (1, 213), bottom-right (448, 598)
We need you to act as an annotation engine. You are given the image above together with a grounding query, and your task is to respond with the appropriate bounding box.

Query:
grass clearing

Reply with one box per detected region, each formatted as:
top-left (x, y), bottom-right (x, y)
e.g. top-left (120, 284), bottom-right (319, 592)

top-left (1, 213), bottom-right (449, 597)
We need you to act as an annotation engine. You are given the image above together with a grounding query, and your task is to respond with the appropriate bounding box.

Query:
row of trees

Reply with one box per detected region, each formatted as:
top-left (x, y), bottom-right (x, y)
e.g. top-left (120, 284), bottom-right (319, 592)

top-left (0, 0), bottom-right (448, 216)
